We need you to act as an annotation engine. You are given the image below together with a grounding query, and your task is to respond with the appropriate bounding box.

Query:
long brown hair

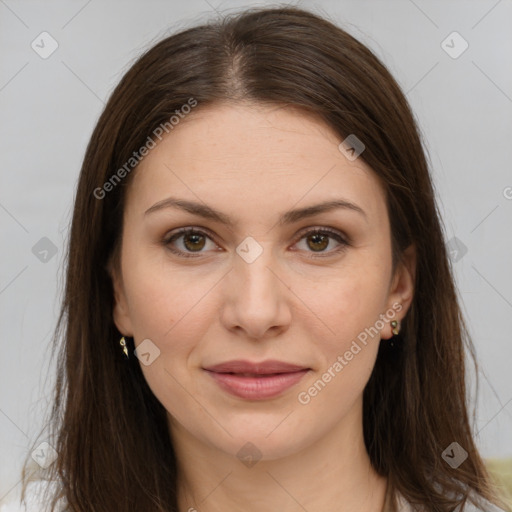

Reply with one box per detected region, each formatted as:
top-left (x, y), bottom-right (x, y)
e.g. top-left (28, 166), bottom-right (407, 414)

top-left (21, 6), bottom-right (508, 511)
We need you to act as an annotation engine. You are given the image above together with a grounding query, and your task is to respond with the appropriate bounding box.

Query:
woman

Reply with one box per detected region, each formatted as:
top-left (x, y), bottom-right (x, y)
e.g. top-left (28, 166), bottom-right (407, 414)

top-left (7, 5), bottom-right (509, 512)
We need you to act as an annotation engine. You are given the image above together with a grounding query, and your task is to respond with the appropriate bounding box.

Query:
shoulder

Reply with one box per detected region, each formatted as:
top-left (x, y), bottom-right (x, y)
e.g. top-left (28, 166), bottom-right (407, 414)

top-left (395, 489), bottom-right (509, 512)
top-left (0, 480), bottom-right (66, 512)
top-left (457, 494), bottom-right (509, 512)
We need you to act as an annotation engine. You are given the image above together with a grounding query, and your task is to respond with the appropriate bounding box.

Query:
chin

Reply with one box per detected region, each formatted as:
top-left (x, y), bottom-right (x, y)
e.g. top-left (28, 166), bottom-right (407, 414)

top-left (202, 416), bottom-right (315, 463)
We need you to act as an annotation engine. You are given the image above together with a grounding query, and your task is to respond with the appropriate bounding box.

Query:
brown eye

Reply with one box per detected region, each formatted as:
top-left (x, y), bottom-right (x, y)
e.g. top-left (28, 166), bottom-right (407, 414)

top-left (306, 232), bottom-right (330, 252)
top-left (294, 228), bottom-right (349, 258)
top-left (163, 228), bottom-right (218, 258)
top-left (163, 227), bottom-right (348, 259)
top-left (183, 233), bottom-right (206, 252)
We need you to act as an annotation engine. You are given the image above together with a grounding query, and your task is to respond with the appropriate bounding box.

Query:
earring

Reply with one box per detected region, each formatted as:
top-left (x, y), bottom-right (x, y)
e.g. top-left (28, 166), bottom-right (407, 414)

top-left (390, 320), bottom-right (400, 336)
top-left (119, 336), bottom-right (129, 360)
top-left (388, 320), bottom-right (401, 351)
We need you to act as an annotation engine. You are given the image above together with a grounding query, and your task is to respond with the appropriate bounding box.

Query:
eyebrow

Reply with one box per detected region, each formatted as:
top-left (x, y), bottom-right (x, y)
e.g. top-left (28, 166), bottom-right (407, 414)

top-left (144, 197), bottom-right (367, 226)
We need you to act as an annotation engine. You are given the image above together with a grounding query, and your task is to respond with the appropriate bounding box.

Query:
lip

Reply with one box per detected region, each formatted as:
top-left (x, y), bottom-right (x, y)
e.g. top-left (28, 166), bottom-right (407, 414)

top-left (203, 359), bottom-right (310, 400)
top-left (204, 359), bottom-right (308, 374)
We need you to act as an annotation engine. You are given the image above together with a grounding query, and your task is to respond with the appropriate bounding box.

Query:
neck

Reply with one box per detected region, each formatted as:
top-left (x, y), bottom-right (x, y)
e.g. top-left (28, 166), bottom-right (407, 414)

top-left (169, 401), bottom-right (388, 512)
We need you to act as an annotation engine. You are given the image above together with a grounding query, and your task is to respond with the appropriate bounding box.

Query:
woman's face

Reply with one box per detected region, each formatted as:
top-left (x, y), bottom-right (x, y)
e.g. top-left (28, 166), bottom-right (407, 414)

top-left (111, 102), bottom-right (415, 461)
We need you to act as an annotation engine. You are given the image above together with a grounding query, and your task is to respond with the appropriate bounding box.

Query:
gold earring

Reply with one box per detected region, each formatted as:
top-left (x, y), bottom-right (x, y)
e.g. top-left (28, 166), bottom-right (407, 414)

top-left (120, 336), bottom-right (129, 360)
top-left (390, 320), bottom-right (400, 336)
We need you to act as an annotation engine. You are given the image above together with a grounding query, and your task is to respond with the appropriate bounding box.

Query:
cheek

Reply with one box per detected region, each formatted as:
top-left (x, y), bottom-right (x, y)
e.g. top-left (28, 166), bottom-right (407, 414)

top-left (121, 247), bottom-right (214, 341)
top-left (296, 274), bottom-right (385, 411)
top-left (302, 261), bottom-right (389, 351)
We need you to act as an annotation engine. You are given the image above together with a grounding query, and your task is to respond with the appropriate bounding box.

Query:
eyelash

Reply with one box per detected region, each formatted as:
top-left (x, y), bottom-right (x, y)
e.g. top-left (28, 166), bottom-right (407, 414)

top-left (162, 227), bottom-right (349, 259)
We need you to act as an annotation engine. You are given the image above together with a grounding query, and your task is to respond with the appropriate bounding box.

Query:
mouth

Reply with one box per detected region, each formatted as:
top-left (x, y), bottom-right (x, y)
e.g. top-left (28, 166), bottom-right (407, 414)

top-left (203, 360), bottom-right (310, 400)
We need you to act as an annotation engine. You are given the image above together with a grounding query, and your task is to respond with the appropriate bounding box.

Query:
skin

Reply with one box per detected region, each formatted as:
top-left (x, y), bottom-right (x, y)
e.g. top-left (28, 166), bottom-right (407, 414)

top-left (111, 102), bottom-right (416, 512)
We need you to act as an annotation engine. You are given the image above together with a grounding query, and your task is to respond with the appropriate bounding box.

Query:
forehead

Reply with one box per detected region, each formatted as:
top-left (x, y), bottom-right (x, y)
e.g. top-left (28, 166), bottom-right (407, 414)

top-left (126, 102), bottom-right (387, 224)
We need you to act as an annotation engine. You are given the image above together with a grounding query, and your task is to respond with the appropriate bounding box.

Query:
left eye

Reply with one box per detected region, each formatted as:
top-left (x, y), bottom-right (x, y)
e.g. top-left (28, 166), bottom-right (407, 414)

top-left (294, 228), bottom-right (348, 257)
top-left (163, 227), bottom-right (348, 258)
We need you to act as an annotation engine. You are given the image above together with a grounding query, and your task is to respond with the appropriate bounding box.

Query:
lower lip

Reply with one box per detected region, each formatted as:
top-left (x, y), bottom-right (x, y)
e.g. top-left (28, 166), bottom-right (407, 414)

top-left (205, 370), bottom-right (309, 400)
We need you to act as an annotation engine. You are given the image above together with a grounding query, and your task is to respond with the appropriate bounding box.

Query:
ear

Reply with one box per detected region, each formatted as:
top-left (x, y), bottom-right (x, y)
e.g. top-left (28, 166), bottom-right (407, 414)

top-left (380, 243), bottom-right (416, 340)
top-left (109, 259), bottom-right (134, 337)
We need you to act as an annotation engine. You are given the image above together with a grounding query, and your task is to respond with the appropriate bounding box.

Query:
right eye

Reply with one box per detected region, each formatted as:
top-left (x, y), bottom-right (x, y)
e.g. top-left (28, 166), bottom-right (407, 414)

top-left (163, 228), bottom-right (221, 258)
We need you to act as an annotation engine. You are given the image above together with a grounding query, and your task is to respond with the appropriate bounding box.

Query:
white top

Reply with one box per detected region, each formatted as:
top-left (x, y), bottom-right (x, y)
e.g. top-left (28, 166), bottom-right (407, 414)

top-left (0, 480), bottom-right (508, 511)
top-left (0, 481), bottom-right (65, 512)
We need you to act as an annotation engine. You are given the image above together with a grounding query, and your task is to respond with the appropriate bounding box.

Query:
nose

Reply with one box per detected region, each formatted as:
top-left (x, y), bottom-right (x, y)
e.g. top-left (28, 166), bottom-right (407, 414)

top-left (219, 242), bottom-right (292, 340)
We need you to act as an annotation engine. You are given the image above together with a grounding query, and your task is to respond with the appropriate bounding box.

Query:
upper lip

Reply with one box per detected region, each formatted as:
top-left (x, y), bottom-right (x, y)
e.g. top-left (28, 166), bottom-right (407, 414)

top-left (203, 359), bottom-right (309, 375)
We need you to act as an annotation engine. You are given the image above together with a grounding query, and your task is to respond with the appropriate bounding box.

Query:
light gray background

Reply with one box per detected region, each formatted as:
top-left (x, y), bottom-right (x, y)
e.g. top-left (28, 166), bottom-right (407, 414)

top-left (1, 0), bottom-right (511, 504)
